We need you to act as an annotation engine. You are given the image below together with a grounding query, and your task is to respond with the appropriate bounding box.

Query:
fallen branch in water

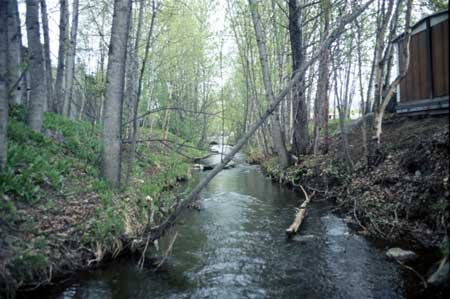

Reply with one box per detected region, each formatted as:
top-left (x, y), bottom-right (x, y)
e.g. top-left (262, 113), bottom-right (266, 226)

top-left (286, 186), bottom-right (315, 236)
top-left (154, 232), bottom-right (178, 271)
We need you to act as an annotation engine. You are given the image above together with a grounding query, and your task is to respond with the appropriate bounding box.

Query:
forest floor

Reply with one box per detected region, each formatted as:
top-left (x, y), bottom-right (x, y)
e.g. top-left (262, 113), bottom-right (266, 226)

top-left (258, 113), bottom-right (449, 292)
top-left (0, 106), bottom-right (206, 298)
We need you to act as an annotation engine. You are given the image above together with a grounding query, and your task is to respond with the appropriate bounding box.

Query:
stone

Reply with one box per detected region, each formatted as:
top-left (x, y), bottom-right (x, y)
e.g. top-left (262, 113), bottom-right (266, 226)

top-left (386, 247), bottom-right (417, 262)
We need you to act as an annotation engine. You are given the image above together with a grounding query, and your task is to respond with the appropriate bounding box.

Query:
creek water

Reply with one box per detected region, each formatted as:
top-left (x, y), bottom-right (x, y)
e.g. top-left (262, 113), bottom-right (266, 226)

top-left (39, 146), bottom-right (407, 299)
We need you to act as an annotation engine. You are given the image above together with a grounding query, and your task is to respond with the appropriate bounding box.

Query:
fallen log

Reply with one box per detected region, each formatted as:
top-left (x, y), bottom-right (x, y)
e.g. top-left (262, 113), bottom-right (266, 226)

top-left (286, 186), bottom-right (314, 236)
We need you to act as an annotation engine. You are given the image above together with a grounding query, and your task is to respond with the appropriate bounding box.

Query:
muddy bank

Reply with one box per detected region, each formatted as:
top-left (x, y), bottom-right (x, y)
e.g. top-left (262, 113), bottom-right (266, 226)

top-left (257, 115), bottom-right (449, 296)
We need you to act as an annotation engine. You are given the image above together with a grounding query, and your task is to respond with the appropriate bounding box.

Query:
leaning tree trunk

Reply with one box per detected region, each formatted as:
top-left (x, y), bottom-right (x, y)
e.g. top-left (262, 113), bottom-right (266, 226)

top-left (63, 0), bottom-right (79, 117)
top-left (54, 0), bottom-right (68, 114)
top-left (25, 0), bottom-right (47, 132)
top-left (150, 0), bottom-right (375, 240)
top-left (374, 0), bottom-right (413, 143)
top-left (101, 0), bottom-right (132, 188)
top-left (248, 0), bottom-right (290, 168)
top-left (6, 0), bottom-right (23, 105)
top-left (372, 0), bottom-right (394, 112)
top-left (40, 0), bottom-right (53, 112)
top-left (0, 1), bottom-right (9, 171)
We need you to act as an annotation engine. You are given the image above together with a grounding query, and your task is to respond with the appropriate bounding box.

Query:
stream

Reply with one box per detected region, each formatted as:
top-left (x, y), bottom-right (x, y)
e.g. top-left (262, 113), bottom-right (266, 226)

top-left (39, 145), bottom-right (407, 299)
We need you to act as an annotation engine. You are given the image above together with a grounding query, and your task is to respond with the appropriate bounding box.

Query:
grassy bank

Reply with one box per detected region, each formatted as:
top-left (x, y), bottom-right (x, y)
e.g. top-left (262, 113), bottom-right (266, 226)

top-left (0, 106), bottom-right (205, 298)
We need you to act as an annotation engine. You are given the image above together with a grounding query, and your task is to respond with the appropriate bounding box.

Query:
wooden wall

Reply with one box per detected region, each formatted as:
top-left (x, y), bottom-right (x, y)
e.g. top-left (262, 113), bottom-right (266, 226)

top-left (432, 19), bottom-right (449, 97)
top-left (399, 16), bottom-right (449, 103)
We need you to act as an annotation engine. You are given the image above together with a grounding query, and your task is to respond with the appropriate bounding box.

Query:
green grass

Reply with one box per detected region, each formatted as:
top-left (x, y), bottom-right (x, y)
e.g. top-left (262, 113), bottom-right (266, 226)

top-left (1, 105), bottom-right (205, 289)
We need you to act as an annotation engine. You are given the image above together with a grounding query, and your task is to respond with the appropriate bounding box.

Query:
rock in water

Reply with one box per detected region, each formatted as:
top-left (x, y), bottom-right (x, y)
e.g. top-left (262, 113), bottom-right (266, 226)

top-left (386, 247), bottom-right (417, 262)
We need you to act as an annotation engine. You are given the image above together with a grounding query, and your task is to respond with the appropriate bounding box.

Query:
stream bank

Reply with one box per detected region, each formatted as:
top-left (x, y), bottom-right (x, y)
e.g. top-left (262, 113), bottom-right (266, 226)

top-left (257, 115), bottom-right (449, 297)
top-left (21, 152), bottom-right (412, 299)
top-left (0, 107), bottom-right (206, 299)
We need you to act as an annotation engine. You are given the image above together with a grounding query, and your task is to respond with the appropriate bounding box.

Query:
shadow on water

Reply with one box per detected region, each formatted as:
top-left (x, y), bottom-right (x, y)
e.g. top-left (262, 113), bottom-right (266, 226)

top-left (33, 149), bottom-right (408, 299)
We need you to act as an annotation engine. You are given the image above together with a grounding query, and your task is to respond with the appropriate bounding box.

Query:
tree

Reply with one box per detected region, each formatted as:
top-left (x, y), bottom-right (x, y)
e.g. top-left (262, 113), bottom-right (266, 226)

top-left (248, 0), bottom-right (291, 168)
top-left (6, 0), bottom-right (23, 106)
top-left (374, 0), bottom-right (413, 143)
top-left (289, 0), bottom-right (309, 156)
top-left (25, 0), bottom-right (47, 132)
top-left (55, 0), bottom-right (68, 114)
top-left (125, 0), bottom-right (158, 187)
top-left (63, 0), bottom-right (79, 117)
top-left (101, 0), bottom-right (133, 187)
top-left (40, 0), bottom-right (53, 111)
top-left (312, 0), bottom-right (331, 156)
top-left (0, 1), bottom-right (9, 171)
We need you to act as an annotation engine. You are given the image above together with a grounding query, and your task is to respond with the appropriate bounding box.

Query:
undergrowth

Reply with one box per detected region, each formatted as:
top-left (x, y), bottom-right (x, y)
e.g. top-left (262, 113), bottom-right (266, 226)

top-left (0, 105), bottom-right (206, 297)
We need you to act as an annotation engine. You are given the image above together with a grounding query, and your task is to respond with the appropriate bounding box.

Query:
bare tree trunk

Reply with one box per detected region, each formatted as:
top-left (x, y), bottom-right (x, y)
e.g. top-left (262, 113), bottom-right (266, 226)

top-left (150, 0), bottom-right (375, 240)
top-left (374, 0), bottom-right (413, 143)
top-left (289, 0), bottom-right (309, 156)
top-left (25, 0), bottom-right (46, 132)
top-left (313, 0), bottom-right (331, 156)
top-left (63, 0), bottom-right (79, 117)
top-left (101, 0), bottom-right (132, 188)
top-left (355, 18), bottom-right (369, 163)
top-left (125, 0), bottom-right (157, 187)
top-left (55, 0), bottom-right (68, 114)
top-left (0, 1), bottom-right (9, 171)
top-left (372, 0), bottom-right (394, 112)
top-left (40, 0), bottom-right (53, 112)
top-left (248, 0), bottom-right (290, 168)
top-left (6, 0), bottom-right (23, 105)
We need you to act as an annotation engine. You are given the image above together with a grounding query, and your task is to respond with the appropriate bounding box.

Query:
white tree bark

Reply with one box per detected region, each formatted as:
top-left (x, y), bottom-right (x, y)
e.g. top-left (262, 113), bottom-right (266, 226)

top-left (63, 0), bottom-right (79, 117)
top-left (101, 0), bottom-right (132, 187)
top-left (248, 0), bottom-right (291, 168)
top-left (25, 0), bottom-right (46, 132)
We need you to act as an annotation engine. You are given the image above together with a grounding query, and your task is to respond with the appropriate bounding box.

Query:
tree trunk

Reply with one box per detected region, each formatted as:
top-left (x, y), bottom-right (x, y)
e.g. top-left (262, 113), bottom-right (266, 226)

top-left (63, 0), bottom-right (79, 117)
top-left (289, 0), bottom-right (309, 156)
top-left (374, 0), bottom-right (413, 143)
top-left (101, 0), bottom-right (132, 188)
top-left (40, 0), bottom-right (53, 112)
top-left (125, 0), bottom-right (154, 187)
top-left (248, 0), bottom-right (290, 168)
top-left (150, 0), bottom-right (375, 240)
top-left (55, 0), bottom-right (68, 114)
top-left (25, 0), bottom-right (46, 132)
top-left (0, 1), bottom-right (9, 171)
top-left (372, 0), bottom-right (394, 112)
top-left (6, 0), bottom-right (23, 105)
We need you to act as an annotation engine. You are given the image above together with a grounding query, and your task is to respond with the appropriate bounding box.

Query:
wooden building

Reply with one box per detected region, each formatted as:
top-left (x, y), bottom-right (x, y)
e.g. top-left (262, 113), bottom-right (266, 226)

top-left (395, 11), bottom-right (449, 115)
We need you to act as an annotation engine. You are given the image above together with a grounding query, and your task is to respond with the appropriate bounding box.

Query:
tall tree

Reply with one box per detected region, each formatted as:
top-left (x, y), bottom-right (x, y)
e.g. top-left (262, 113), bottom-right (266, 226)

top-left (6, 0), bottom-right (23, 105)
top-left (63, 0), bottom-right (79, 117)
top-left (125, 0), bottom-right (157, 187)
top-left (289, 0), bottom-right (309, 156)
top-left (248, 0), bottom-right (291, 168)
top-left (312, 0), bottom-right (331, 155)
top-left (55, 0), bottom-right (69, 113)
top-left (0, 1), bottom-right (9, 171)
top-left (101, 0), bottom-right (133, 187)
top-left (40, 0), bottom-right (53, 112)
top-left (25, 0), bottom-right (46, 132)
